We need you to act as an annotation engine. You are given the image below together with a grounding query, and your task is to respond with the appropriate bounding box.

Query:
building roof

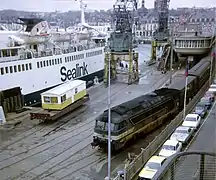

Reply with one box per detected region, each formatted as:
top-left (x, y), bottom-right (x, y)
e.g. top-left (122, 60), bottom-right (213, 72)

top-left (41, 80), bottom-right (85, 96)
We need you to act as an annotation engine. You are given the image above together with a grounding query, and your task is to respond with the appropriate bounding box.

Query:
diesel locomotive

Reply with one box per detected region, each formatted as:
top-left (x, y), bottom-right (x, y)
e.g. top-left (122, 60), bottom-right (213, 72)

top-left (91, 57), bottom-right (212, 151)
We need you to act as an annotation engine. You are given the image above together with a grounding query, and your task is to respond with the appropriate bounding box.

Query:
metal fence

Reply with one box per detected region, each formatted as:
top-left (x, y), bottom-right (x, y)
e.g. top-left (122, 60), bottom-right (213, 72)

top-left (152, 151), bottom-right (216, 180)
top-left (112, 80), bottom-right (209, 180)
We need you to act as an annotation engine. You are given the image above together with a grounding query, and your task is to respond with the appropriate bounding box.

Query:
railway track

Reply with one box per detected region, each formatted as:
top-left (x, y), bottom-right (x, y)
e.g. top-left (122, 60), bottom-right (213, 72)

top-left (0, 65), bottom-right (174, 180)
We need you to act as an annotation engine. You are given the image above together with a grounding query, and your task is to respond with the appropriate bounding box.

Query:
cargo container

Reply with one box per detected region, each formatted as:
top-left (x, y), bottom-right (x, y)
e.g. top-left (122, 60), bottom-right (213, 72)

top-left (41, 80), bottom-right (87, 111)
top-left (30, 80), bottom-right (89, 122)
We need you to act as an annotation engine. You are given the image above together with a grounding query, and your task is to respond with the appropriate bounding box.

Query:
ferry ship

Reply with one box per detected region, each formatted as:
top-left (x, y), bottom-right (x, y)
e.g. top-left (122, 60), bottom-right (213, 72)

top-left (0, 18), bottom-right (105, 106)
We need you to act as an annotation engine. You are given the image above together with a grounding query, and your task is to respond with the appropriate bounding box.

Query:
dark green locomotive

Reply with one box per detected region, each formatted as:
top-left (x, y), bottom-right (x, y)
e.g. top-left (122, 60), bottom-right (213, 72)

top-left (91, 56), bottom-right (212, 151)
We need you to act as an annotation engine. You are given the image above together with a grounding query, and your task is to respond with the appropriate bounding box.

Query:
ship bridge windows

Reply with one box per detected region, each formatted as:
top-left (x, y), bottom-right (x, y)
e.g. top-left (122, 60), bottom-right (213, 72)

top-left (64, 54), bottom-right (84, 63)
top-left (14, 66), bottom-right (17, 72)
top-left (22, 64), bottom-right (25, 71)
top-left (0, 67), bottom-right (4, 75)
top-left (9, 66), bottom-right (13, 73)
top-left (86, 50), bottom-right (103, 57)
top-left (37, 57), bottom-right (62, 68)
top-left (0, 63), bottom-right (32, 75)
top-left (5, 67), bottom-right (9, 74)
top-left (25, 64), bottom-right (29, 70)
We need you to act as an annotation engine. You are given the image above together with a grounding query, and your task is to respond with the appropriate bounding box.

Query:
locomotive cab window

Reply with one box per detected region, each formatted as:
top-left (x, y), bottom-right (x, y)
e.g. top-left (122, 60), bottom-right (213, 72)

top-left (95, 120), bottom-right (116, 131)
top-left (115, 121), bottom-right (127, 131)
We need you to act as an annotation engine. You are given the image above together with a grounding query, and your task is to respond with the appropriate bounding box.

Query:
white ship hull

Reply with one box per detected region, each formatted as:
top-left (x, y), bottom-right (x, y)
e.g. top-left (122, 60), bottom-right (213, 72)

top-left (0, 47), bottom-right (104, 105)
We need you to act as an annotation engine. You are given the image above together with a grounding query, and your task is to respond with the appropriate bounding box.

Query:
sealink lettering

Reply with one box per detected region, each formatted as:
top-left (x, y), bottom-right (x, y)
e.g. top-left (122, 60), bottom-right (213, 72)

top-left (60, 62), bottom-right (88, 82)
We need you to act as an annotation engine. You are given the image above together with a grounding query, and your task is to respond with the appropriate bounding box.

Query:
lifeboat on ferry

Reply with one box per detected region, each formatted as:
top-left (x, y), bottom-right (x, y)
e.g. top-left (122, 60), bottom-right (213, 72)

top-left (15, 18), bottom-right (52, 44)
top-left (51, 32), bottom-right (74, 42)
top-left (19, 33), bottom-right (50, 44)
top-left (75, 28), bottom-right (91, 40)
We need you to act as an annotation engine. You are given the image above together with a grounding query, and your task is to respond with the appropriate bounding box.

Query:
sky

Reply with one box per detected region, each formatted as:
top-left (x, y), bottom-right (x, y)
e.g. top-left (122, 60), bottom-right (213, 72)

top-left (1, 0), bottom-right (216, 12)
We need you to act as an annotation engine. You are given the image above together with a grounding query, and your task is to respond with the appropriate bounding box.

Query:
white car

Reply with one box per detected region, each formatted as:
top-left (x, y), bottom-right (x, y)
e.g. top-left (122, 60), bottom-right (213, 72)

top-left (170, 126), bottom-right (194, 144)
top-left (159, 139), bottom-right (182, 158)
top-left (138, 156), bottom-right (166, 180)
top-left (182, 114), bottom-right (201, 130)
top-left (210, 84), bottom-right (216, 89)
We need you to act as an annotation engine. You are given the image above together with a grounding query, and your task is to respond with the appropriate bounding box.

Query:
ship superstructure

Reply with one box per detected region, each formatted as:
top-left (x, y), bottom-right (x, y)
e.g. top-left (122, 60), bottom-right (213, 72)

top-left (0, 18), bottom-right (105, 106)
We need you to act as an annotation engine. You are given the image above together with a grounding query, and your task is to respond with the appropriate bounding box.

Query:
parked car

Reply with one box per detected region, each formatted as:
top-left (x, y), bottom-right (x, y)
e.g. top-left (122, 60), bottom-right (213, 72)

top-left (138, 156), bottom-right (166, 180)
top-left (159, 139), bottom-right (182, 158)
top-left (194, 102), bottom-right (208, 118)
top-left (182, 114), bottom-right (201, 130)
top-left (210, 84), bottom-right (216, 89)
top-left (205, 90), bottom-right (215, 102)
top-left (170, 126), bottom-right (194, 144)
top-left (200, 97), bottom-right (212, 109)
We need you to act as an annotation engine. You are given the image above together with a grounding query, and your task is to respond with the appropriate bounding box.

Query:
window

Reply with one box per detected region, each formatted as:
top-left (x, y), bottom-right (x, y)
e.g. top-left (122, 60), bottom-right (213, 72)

top-left (176, 129), bottom-right (188, 134)
top-left (65, 57), bottom-right (67, 62)
top-left (9, 66), bottom-right (13, 73)
top-left (52, 59), bottom-right (54, 65)
top-left (18, 65), bottom-right (21, 72)
top-left (22, 64), bottom-right (25, 71)
top-left (49, 60), bottom-right (52, 66)
top-left (61, 94), bottom-right (66, 103)
top-left (14, 66), bottom-right (17, 72)
top-left (25, 64), bottom-right (29, 70)
top-left (162, 145), bottom-right (175, 151)
top-left (37, 62), bottom-right (40, 68)
top-left (43, 61), bottom-right (46, 67)
top-left (55, 59), bottom-right (57, 64)
top-left (29, 63), bottom-right (32, 70)
top-left (145, 162), bottom-right (161, 170)
top-left (60, 58), bottom-right (62, 63)
top-left (75, 88), bottom-right (78, 94)
top-left (46, 60), bottom-right (49, 66)
top-left (40, 61), bottom-right (43, 67)
top-left (51, 97), bottom-right (58, 103)
top-left (0, 67), bottom-right (4, 75)
top-left (57, 58), bottom-right (60, 64)
top-left (5, 67), bottom-right (9, 73)
top-left (185, 117), bottom-right (197, 121)
top-left (44, 96), bottom-right (51, 103)
top-left (11, 49), bottom-right (18, 56)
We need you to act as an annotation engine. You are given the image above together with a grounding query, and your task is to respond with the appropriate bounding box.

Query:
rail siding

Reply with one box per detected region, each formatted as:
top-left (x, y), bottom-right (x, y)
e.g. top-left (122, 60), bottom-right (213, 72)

top-left (112, 80), bottom-right (209, 180)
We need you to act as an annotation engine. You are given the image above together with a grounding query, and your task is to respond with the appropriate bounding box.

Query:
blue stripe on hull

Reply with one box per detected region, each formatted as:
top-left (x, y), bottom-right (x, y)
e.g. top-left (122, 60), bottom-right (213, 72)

top-left (24, 70), bottom-right (104, 106)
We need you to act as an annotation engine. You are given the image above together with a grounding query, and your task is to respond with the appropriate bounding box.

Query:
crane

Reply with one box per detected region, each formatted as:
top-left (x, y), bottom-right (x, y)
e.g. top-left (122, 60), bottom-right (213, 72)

top-left (150, 0), bottom-right (170, 66)
top-left (104, 0), bottom-right (139, 85)
top-left (153, 0), bottom-right (170, 41)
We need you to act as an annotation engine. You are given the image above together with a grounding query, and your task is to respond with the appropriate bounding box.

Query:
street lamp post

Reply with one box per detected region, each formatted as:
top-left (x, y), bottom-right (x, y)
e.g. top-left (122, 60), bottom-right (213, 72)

top-left (183, 58), bottom-right (188, 119)
top-left (107, 51), bottom-right (111, 180)
top-left (169, 24), bottom-right (174, 85)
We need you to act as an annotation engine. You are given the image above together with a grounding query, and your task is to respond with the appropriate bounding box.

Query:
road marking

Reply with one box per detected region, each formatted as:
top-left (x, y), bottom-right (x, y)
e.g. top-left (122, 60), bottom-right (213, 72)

top-left (185, 101), bottom-right (216, 151)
